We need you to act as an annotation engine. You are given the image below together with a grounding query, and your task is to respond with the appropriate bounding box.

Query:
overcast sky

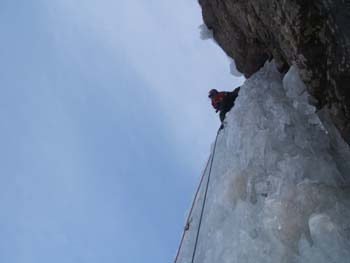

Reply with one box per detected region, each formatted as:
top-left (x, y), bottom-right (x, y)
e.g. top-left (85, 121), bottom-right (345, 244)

top-left (0, 1), bottom-right (243, 262)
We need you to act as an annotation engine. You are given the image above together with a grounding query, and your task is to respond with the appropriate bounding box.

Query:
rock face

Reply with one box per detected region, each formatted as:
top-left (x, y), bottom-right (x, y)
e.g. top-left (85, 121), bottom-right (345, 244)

top-left (198, 0), bottom-right (350, 143)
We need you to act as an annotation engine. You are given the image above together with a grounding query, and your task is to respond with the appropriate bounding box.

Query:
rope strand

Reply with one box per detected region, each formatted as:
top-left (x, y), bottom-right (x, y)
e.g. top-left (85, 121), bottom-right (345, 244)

top-left (173, 127), bottom-right (221, 263)
top-left (191, 128), bottom-right (220, 263)
top-left (173, 156), bottom-right (211, 263)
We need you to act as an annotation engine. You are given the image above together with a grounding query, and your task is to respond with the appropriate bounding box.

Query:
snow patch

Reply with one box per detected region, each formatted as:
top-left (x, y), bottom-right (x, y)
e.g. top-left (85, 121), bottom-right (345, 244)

top-left (198, 24), bottom-right (213, 40)
top-left (229, 57), bottom-right (243, 77)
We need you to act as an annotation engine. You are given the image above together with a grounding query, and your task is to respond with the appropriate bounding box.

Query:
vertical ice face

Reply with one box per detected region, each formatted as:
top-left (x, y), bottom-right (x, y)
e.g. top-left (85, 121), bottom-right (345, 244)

top-left (176, 62), bottom-right (350, 263)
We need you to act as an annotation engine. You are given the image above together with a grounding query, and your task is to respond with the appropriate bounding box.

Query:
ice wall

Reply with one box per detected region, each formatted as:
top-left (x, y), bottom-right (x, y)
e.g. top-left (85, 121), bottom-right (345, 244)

top-left (177, 62), bottom-right (350, 263)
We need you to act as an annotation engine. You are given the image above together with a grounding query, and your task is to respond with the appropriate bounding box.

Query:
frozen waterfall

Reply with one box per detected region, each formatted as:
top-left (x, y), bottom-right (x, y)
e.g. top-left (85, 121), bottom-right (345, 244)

top-left (176, 62), bottom-right (350, 263)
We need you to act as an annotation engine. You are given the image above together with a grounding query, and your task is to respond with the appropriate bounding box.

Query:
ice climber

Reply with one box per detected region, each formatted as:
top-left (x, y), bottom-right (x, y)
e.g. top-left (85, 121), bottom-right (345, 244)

top-left (208, 87), bottom-right (240, 129)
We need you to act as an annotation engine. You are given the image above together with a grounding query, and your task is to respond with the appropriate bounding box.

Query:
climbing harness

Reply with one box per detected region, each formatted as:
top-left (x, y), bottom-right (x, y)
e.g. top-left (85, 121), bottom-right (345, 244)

top-left (173, 126), bottom-right (221, 263)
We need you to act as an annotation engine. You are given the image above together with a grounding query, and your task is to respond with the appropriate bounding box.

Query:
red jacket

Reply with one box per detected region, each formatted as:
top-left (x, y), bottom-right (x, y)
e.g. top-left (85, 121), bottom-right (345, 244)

top-left (210, 92), bottom-right (227, 110)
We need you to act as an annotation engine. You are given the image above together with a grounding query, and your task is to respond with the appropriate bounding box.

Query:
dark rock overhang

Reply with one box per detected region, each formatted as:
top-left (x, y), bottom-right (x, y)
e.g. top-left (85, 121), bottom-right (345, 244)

top-left (199, 0), bottom-right (350, 143)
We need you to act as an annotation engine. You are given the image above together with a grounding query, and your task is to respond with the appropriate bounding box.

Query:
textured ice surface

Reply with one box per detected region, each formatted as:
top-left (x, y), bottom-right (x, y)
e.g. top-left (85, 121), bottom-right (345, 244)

top-left (177, 63), bottom-right (350, 263)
